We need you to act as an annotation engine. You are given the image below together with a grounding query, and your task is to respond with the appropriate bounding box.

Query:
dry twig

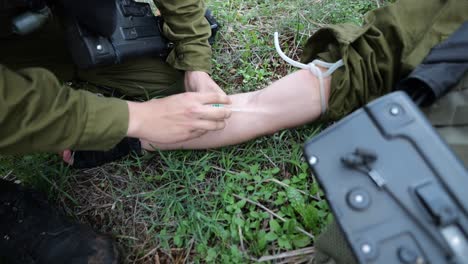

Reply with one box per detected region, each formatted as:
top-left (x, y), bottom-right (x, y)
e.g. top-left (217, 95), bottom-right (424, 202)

top-left (256, 247), bottom-right (315, 262)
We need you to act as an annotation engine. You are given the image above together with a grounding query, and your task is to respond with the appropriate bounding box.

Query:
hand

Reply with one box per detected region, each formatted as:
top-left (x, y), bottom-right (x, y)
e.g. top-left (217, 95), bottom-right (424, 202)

top-left (126, 92), bottom-right (231, 144)
top-left (185, 71), bottom-right (226, 96)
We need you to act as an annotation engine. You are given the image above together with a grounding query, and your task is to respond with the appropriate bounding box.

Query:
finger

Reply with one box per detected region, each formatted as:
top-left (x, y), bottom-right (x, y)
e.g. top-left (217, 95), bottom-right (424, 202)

top-left (62, 150), bottom-right (74, 165)
top-left (180, 129), bottom-right (207, 142)
top-left (194, 105), bottom-right (232, 120)
top-left (199, 85), bottom-right (226, 96)
top-left (198, 88), bottom-right (227, 99)
top-left (192, 120), bottom-right (226, 131)
top-left (140, 139), bottom-right (157, 151)
top-left (205, 82), bottom-right (226, 95)
top-left (213, 86), bottom-right (227, 97)
top-left (195, 92), bottom-right (231, 105)
top-left (211, 83), bottom-right (227, 96)
top-left (190, 129), bottom-right (208, 138)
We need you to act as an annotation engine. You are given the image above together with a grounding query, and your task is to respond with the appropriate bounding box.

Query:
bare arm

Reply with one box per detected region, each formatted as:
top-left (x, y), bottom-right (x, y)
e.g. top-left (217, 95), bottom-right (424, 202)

top-left (143, 69), bottom-right (330, 150)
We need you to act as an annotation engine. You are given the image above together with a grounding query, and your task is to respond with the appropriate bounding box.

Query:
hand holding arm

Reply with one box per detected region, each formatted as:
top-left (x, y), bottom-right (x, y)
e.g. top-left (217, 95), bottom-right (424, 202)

top-left (126, 92), bottom-right (231, 144)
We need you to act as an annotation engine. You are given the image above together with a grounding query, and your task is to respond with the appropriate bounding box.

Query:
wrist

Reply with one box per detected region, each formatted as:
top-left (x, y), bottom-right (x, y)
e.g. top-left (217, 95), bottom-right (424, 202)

top-left (126, 101), bottom-right (143, 138)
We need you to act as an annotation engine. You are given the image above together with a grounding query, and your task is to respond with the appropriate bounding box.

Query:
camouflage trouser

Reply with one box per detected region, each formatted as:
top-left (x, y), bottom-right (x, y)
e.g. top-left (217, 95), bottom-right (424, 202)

top-left (0, 18), bottom-right (185, 99)
top-left (302, 0), bottom-right (468, 263)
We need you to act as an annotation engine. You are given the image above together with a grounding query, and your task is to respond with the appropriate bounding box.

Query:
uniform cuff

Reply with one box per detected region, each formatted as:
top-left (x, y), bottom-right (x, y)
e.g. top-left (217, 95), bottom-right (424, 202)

top-left (166, 43), bottom-right (212, 74)
top-left (77, 91), bottom-right (129, 150)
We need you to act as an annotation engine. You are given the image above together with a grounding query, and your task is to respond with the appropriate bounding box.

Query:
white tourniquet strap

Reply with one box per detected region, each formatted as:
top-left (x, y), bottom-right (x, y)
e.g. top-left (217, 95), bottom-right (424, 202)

top-left (274, 32), bottom-right (344, 114)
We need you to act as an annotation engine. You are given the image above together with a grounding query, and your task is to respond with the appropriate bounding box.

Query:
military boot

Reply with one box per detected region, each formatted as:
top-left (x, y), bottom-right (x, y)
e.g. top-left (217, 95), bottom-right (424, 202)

top-left (0, 179), bottom-right (119, 264)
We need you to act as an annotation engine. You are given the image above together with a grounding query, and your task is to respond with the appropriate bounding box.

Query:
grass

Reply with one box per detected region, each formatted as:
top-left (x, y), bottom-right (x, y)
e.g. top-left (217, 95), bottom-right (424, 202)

top-left (0, 0), bottom-right (388, 263)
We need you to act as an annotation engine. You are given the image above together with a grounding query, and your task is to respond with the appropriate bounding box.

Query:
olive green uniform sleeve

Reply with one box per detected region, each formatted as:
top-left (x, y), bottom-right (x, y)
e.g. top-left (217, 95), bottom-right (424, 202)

top-left (0, 65), bottom-right (128, 154)
top-left (155, 0), bottom-right (212, 73)
top-left (301, 0), bottom-right (468, 122)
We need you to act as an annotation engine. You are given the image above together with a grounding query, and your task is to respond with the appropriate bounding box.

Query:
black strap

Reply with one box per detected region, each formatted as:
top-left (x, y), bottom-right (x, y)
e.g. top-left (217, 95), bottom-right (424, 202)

top-left (72, 137), bottom-right (142, 169)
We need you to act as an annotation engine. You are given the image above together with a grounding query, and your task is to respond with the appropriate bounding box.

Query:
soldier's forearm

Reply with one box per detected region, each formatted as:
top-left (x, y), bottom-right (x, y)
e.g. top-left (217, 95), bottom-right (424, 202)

top-left (145, 69), bottom-right (329, 150)
top-left (126, 92), bottom-right (231, 144)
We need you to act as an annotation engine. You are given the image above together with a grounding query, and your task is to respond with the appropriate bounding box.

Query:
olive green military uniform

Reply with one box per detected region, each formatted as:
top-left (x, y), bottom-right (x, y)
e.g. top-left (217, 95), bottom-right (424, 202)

top-left (0, 0), bottom-right (212, 154)
top-left (300, 0), bottom-right (468, 263)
